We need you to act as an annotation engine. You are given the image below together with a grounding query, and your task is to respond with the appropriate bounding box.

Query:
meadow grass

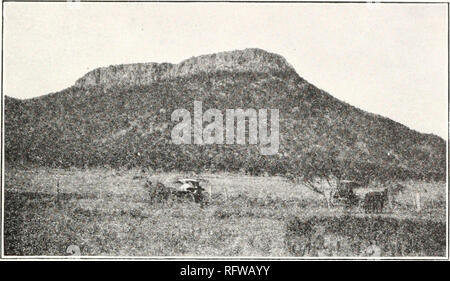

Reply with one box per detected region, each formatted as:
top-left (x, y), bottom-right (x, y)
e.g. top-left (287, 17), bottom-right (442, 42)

top-left (3, 167), bottom-right (447, 257)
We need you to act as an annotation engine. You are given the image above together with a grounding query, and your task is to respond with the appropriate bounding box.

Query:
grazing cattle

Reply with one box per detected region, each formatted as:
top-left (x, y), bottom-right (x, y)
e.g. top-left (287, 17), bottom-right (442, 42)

top-left (363, 189), bottom-right (388, 213)
top-left (334, 180), bottom-right (360, 208)
top-left (174, 179), bottom-right (207, 205)
top-left (175, 179), bottom-right (205, 193)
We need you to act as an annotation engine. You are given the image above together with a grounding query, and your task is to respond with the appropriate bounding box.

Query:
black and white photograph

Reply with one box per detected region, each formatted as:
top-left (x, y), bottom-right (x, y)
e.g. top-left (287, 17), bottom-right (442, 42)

top-left (0, 0), bottom-right (448, 261)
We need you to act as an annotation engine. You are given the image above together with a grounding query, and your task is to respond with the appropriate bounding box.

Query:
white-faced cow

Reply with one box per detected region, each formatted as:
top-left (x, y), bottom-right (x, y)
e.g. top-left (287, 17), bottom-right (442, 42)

top-left (173, 178), bottom-right (207, 205)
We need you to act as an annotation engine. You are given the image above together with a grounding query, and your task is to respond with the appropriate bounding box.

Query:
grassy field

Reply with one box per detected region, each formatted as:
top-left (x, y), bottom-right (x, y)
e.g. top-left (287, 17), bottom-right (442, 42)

top-left (3, 167), bottom-right (447, 257)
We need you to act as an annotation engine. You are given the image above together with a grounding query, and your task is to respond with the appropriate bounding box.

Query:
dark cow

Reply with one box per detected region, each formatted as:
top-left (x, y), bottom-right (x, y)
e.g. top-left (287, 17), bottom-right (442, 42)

top-left (333, 180), bottom-right (361, 208)
top-left (363, 188), bottom-right (388, 214)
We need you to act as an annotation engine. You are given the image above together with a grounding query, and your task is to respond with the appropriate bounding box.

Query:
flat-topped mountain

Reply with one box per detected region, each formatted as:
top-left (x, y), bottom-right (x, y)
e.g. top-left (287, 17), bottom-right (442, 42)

top-left (5, 48), bottom-right (446, 181)
top-left (75, 48), bottom-right (296, 88)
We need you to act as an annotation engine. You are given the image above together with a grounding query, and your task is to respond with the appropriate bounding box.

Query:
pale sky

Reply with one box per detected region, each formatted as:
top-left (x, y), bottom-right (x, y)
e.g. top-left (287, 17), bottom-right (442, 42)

top-left (2, 2), bottom-right (448, 138)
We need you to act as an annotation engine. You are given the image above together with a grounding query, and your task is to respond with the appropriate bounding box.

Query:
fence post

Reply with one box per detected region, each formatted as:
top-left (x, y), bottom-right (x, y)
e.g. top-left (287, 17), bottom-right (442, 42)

top-left (223, 186), bottom-right (228, 201)
top-left (415, 192), bottom-right (421, 212)
top-left (208, 185), bottom-right (212, 202)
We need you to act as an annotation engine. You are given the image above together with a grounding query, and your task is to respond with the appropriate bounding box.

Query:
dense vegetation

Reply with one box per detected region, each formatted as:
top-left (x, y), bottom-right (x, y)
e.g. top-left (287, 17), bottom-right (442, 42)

top-left (285, 215), bottom-right (446, 256)
top-left (5, 49), bottom-right (446, 182)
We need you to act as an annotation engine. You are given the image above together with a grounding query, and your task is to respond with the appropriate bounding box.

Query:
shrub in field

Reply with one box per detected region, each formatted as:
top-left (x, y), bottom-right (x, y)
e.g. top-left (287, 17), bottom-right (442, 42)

top-left (285, 215), bottom-right (446, 257)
